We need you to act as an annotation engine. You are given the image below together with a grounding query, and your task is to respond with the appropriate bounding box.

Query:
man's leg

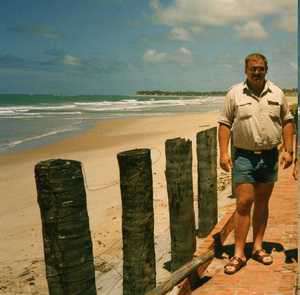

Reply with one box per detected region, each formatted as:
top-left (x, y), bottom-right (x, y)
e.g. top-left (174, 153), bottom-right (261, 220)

top-left (224, 183), bottom-right (254, 274)
top-left (234, 183), bottom-right (255, 259)
top-left (252, 182), bottom-right (274, 252)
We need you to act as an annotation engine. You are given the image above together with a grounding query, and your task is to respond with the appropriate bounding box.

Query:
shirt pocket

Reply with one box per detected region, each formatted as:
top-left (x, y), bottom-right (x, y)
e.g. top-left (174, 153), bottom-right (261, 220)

top-left (267, 99), bottom-right (280, 119)
top-left (237, 102), bottom-right (252, 119)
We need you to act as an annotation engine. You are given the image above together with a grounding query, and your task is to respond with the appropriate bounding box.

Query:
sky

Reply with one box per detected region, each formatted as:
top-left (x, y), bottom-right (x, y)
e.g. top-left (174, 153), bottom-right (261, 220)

top-left (0, 0), bottom-right (297, 95)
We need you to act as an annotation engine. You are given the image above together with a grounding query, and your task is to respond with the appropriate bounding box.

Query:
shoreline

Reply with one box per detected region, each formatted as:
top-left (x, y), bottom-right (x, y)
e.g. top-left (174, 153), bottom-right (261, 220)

top-left (0, 111), bottom-right (219, 166)
top-left (0, 95), bottom-right (296, 161)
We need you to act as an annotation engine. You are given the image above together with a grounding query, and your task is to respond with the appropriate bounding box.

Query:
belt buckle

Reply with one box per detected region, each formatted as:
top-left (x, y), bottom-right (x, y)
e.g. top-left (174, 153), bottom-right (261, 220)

top-left (254, 150), bottom-right (262, 155)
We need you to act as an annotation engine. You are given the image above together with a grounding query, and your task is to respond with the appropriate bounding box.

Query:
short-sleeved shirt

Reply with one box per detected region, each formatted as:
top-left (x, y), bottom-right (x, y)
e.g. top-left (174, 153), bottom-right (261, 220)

top-left (218, 80), bottom-right (293, 151)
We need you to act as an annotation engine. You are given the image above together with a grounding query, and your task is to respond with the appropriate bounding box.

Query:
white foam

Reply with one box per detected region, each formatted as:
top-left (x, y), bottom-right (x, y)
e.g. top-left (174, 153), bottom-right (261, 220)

top-left (121, 99), bottom-right (138, 103)
top-left (74, 101), bottom-right (112, 106)
top-left (0, 95), bottom-right (224, 153)
top-left (0, 110), bottom-right (16, 114)
top-left (0, 127), bottom-right (79, 151)
top-left (0, 96), bottom-right (224, 120)
top-left (36, 111), bottom-right (82, 116)
top-left (27, 104), bottom-right (76, 111)
top-left (74, 97), bottom-right (222, 112)
top-left (0, 104), bottom-right (76, 113)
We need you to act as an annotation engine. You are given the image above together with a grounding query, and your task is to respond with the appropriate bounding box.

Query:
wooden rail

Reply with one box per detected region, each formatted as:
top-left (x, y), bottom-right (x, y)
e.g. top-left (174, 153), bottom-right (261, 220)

top-left (146, 206), bottom-right (236, 295)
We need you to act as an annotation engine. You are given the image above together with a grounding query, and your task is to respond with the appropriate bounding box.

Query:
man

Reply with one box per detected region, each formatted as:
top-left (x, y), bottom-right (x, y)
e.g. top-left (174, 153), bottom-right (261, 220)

top-left (218, 53), bottom-right (294, 274)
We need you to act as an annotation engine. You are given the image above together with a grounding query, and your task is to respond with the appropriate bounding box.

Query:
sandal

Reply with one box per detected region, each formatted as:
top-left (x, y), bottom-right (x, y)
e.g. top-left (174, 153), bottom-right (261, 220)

top-left (224, 256), bottom-right (247, 275)
top-left (252, 249), bottom-right (273, 265)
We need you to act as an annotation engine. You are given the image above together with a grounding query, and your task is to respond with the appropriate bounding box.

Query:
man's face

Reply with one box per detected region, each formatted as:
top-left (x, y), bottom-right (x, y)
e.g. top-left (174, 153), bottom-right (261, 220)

top-left (245, 58), bottom-right (267, 87)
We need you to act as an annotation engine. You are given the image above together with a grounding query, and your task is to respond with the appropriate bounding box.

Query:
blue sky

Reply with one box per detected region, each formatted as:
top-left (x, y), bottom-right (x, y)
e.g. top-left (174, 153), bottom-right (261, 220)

top-left (0, 0), bottom-right (297, 95)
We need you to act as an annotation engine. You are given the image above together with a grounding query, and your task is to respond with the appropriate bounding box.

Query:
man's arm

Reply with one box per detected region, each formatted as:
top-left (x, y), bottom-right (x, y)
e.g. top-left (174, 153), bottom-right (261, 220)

top-left (218, 123), bottom-right (232, 172)
top-left (280, 120), bottom-right (294, 169)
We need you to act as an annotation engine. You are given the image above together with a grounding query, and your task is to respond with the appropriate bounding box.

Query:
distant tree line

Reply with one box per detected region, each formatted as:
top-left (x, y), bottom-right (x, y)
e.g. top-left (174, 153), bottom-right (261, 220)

top-left (136, 90), bottom-right (226, 96)
top-left (137, 88), bottom-right (298, 96)
top-left (289, 103), bottom-right (298, 129)
top-left (282, 88), bottom-right (298, 96)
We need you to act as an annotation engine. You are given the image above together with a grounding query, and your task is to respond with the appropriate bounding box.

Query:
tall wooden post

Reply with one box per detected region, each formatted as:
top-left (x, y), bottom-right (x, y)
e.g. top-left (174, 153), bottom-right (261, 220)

top-left (197, 127), bottom-right (218, 237)
top-left (35, 159), bottom-right (96, 295)
top-left (165, 138), bottom-right (196, 271)
top-left (117, 149), bottom-right (156, 295)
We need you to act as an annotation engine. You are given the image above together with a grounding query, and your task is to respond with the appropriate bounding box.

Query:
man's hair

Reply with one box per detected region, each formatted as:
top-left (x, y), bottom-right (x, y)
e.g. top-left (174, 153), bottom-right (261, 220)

top-left (245, 53), bottom-right (268, 70)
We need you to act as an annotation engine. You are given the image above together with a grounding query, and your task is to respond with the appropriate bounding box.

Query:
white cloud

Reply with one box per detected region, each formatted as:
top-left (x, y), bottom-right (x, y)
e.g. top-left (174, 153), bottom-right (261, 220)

top-left (235, 21), bottom-right (268, 39)
top-left (169, 27), bottom-right (192, 41)
top-left (150, 0), bottom-right (160, 10)
top-left (179, 47), bottom-right (191, 55)
top-left (173, 47), bottom-right (193, 64)
top-left (143, 47), bottom-right (193, 65)
top-left (151, 0), bottom-right (275, 26)
top-left (143, 49), bottom-right (167, 63)
top-left (63, 55), bottom-right (81, 66)
top-left (150, 0), bottom-right (296, 38)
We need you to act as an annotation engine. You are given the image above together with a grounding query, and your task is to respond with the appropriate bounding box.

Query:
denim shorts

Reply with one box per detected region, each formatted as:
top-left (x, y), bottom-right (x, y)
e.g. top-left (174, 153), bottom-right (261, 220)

top-left (233, 148), bottom-right (279, 184)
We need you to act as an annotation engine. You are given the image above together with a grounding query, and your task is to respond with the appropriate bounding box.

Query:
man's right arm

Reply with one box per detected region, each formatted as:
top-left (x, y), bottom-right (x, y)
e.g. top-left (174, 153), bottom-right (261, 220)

top-left (218, 88), bottom-right (235, 172)
top-left (218, 123), bottom-right (232, 172)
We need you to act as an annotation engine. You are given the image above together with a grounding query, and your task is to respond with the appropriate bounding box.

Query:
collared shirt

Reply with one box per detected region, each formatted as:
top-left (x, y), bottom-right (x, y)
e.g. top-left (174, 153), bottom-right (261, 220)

top-left (218, 80), bottom-right (294, 151)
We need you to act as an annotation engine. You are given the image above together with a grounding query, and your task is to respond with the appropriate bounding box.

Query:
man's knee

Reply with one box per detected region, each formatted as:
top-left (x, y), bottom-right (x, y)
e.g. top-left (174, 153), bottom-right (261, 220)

top-left (235, 183), bottom-right (255, 215)
top-left (254, 183), bottom-right (274, 200)
top-left (254, 199), bottom-right (269, 212)
top-left (236, 198), bottom-right (253, 215)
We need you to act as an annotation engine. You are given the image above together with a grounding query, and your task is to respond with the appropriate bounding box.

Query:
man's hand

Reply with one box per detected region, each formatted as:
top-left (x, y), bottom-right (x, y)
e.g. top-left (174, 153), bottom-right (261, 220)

top-left (292, 159), bottom-right (298, 180)
top-left (220, 153), bottom-right (232, 172)
top-left (280, 151), bottom-right (293, 169)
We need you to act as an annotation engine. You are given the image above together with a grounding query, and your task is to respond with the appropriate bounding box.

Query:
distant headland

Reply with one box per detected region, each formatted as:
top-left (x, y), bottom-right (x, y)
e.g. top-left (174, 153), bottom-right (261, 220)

top-left (136, 88), bottom-right (298, 96)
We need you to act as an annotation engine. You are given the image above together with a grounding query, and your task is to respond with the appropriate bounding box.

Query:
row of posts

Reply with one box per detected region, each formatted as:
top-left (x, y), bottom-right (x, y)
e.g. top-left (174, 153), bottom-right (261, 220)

top-left (35, 127), bottom-right (218, 295)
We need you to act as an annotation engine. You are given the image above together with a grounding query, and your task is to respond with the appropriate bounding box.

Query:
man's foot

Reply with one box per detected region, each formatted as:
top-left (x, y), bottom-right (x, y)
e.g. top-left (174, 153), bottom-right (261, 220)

top-left (224, 256), bottom-right (247, 275)
top-left (252, 249), bottom-right (273, 265)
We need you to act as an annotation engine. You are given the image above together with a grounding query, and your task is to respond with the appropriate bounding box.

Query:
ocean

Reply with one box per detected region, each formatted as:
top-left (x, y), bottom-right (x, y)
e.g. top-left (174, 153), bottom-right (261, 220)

top-left (0, 94), bottom-right (226, 154)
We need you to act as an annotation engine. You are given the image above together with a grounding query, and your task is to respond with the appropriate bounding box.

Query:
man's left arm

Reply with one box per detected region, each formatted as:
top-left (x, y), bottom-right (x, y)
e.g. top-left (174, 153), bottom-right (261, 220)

top-left (281, 121), bottom-right (294, 168)
top-left (280, 95), bottom-right (294, 169)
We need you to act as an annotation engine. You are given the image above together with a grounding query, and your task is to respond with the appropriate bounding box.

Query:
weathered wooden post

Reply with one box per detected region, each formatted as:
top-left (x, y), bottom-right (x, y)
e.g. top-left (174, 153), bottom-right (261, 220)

top-left (117, 149), bottom-right (156, 295)
top-left (197, 127), bottom-right (218, 237)
top-left (35, 159), bottom-right (96, 295)
top-left (165, 138), bottom-right (196, 271)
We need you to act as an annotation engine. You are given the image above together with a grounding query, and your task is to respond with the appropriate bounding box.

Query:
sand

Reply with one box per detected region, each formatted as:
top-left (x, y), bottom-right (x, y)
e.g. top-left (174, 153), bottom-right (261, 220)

top-left (0, 111), bottom-right (233, 294)
top-left (0, 96), bottom-right (296, 294)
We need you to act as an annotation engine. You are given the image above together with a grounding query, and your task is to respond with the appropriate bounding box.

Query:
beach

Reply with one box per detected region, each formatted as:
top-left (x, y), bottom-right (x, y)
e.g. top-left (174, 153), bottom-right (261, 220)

top-left (0, 95), bottom-right (296, 294)
top-left (0, 110), bottom-right (235, 294)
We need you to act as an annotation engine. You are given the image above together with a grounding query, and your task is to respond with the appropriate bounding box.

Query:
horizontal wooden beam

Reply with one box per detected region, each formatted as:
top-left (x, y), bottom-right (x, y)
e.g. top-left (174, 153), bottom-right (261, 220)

top-left (146, 205), bottom-right (236, 295)
top-left (145, 250), bottom-right (214, 295)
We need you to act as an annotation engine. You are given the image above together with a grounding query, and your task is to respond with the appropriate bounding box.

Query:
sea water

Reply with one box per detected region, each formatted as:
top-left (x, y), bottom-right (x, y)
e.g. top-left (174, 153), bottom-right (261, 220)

top-left (0, 93), bottom-right (226, 154)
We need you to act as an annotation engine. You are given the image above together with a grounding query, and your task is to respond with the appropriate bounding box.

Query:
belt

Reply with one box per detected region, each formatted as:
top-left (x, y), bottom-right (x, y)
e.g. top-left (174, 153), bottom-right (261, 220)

top-left (235, 147), bottom-right (277, 155)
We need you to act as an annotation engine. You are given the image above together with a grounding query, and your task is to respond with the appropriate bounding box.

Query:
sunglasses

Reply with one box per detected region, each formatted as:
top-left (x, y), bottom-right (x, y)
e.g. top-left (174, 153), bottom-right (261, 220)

top-left (247, 66), bottom-right (266, 73)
